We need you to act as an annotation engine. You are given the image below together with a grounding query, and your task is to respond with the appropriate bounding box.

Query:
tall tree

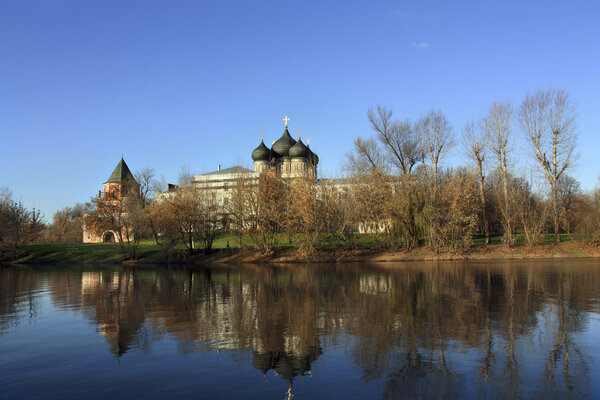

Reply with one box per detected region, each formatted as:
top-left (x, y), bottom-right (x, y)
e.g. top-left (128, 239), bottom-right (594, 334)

top-left (463, 120), bottom-right (490, 244)
top-left (519, 88), bottom-right (578, 243)
top-left (227, 174), bottom-right (258, 249)
top-left (248, 172), bottom-right (288, 254)
top-left (485, 101), bottom-right (514, 245)
top-left (557, 175), bottom-right (581, 236)
top-left (50, 207), bottom-right (72, 243)
top-left (346, 137), bottom-right (386, 177)
top-left (135, 167), bottom-right (160, 208)
top-left (368, 105), bottom-right (419, 176)
top-left (169, 187), bottom-right (203, 255)
top-left (316, 179), bottom-right (360, 247)
top-left (416, 109), bottom-right (454, 190)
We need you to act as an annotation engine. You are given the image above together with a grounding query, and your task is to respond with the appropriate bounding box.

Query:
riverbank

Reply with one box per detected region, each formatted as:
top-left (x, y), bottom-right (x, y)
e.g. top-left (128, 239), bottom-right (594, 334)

top-left (6, 239), bottom-right (600, 265)
top-left (194, 241), bottom-right (600, 263)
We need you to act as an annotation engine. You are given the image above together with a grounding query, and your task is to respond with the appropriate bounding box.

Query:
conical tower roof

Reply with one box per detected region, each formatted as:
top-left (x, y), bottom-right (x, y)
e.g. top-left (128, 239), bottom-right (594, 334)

top-left (105, 157), bottom-right (137, 184)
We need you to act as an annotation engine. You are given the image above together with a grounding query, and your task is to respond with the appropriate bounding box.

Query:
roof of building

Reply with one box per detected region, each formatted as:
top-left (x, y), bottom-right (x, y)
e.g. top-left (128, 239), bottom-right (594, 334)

top-left (200, 166), bottom-right (253, 176)
top-left (289, 138), bottom-right (310, 159)
top-left (105, 157), bottom-right (137, 184)
top-left (272, 127), bottom-right (297, 158)
top-left (251, 139), bottom-right (272, 162)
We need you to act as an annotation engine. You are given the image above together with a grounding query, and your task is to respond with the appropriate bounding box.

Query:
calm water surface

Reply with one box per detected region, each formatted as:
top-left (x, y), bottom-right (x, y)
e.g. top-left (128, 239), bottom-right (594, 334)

top-left (1, 260), bottom-right (600, 399)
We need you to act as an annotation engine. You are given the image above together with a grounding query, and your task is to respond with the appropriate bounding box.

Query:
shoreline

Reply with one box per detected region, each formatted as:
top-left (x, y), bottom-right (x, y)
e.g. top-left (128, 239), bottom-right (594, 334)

top-left (7, 241), bottom-right (600, 265)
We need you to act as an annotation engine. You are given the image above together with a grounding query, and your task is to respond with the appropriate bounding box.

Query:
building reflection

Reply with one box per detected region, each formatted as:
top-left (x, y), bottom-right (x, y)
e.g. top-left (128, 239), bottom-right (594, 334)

top-left (1, 261), bottom-right (599, 397)
top-left (81, 270), bottom-right (145, 356)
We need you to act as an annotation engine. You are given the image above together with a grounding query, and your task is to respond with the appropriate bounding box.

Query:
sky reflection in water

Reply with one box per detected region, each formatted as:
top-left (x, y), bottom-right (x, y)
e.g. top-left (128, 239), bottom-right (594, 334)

top-left (1, 260), bottom-right (600, 399)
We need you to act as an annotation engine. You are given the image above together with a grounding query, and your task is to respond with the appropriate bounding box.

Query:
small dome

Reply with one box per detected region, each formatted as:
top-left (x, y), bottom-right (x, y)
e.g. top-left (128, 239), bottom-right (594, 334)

top-left (289, 139), bottom-right (309, 159)
top-left (252, 139), bottom-right (271, 162)
top-left (272, 128), bottom-right (296, 158)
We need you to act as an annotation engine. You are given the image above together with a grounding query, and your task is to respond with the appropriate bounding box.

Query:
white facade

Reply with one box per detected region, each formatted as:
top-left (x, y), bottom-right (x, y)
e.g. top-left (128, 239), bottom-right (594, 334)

top-left (191, 166), bottom-right (260, 208)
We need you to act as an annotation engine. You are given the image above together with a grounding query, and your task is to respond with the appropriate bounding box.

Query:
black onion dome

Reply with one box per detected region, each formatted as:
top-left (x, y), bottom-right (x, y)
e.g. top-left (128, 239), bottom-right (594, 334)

top-left (289, 138), bottom-right (310, 159)
top-left (251, 139), bottom-right (271, 162)
top-left (272, 128), bottom-right (296, 158)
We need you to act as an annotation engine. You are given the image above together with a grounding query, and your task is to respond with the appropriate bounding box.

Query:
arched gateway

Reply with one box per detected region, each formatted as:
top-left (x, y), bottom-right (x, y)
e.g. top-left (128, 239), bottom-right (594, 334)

top-left (101, 231), bottom-right (116, 243)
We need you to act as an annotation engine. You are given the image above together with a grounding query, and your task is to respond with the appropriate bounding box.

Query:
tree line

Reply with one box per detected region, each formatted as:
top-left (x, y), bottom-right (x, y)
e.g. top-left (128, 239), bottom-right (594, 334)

top-left (140, 88), bottom-right (599, 256)
top-left (0, 187), bottom-right (45, 258)
top-left (5, 87), bottom-right (600, 258)
top-left (344, 88), bottom-right (589, 250)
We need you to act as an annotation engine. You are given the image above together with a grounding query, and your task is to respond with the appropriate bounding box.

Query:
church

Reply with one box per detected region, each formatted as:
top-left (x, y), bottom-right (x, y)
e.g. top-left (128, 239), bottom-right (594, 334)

top-left (250, 116), bottom-right (319, 178)
top-left (84, 117), bottom-right (319, 242)
top-left (186, 117), bottom-right (319, 204)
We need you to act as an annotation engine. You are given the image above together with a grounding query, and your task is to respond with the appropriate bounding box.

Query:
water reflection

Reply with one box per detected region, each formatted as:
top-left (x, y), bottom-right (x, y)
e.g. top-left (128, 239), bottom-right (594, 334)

top-left (1, 261), bottom-right (599, 399)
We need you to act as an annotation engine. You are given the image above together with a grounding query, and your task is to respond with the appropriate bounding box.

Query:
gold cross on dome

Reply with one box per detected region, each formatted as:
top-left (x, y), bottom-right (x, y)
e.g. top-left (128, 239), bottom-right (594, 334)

top-left (307, 138), bottom-right (310, 145)
top-left (283, 115), bottom-right (290, 127)
top-left (260, 132), bottom-right (264, 140)
top-left (297, 130), bottom-right (302, 139)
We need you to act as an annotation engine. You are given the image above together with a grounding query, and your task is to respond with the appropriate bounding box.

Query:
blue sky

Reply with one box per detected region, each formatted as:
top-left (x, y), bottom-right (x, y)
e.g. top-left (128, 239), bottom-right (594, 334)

top-left (1, 0), bottom-right (599, 220)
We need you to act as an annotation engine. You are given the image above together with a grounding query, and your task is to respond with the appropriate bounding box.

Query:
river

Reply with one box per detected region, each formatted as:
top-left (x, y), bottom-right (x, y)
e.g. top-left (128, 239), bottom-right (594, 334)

top-left (1, 260), bottom-right (599, 399)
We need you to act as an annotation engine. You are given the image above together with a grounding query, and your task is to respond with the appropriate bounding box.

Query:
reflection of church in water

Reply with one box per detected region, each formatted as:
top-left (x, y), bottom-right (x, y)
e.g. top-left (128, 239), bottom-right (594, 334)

top-left (81, 268), bottom-right (323, 385)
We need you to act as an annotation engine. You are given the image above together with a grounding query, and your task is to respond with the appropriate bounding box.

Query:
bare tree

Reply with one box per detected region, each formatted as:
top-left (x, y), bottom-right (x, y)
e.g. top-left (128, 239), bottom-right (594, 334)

top-left (435, 171), bottom-right (481, 252)
top-left (368, 105), bottom-right (419, 175)
top-left (194, 184), bottom-right (221, 253)
top-left (519, 88), bottom-right (578, 243)
top-left (144, 200), bottom-right (180, 257)
top-left (286, 178), bottom-right (319, 253)
top-left (135, 167), bottom-right (160, 208)
top-left (245, 171), bottom-right (288, 254)
top-left (485, 101), bottom-right (514, 245)
top-left (416, 109), bottom-right (454, 190)
top-left (513, 177), bottom-right (550, 245)
top-left (353, 170), bottom-right (394, 248)
top-left (0, 200), bottom-right (44, 249)
top-left (317, 179), bottom-right (360, 248)
top-left (346, 137), bottom-right (386, 177)
top-left (0, 187), bottom-right (11, 204)
top-left (579, 187), bottom-right (600, 243)
top-left (463, 119), bottom-right (490, 244)
top-left (50, 207), bottom-right (72, 243)
top-left (227, 174), bottom-right (257, 249)
top-left (557, 174), bottom-right (581, 236)
top-left (169, 187), bottom-right (203, 255)
top-left (177, 166), bottom-right (195, 187)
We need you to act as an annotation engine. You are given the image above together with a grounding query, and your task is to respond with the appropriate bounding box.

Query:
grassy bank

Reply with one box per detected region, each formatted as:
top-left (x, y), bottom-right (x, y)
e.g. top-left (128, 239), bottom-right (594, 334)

top-left (6, 232), bottom-right (600, 264)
